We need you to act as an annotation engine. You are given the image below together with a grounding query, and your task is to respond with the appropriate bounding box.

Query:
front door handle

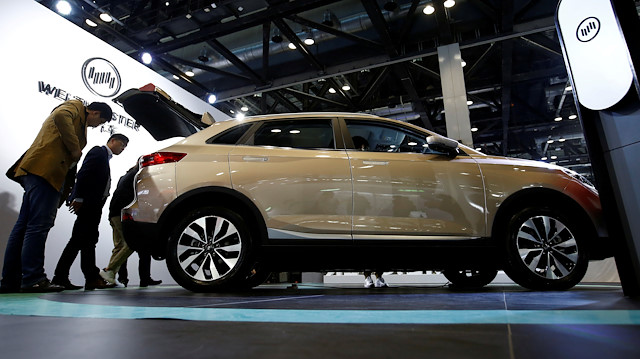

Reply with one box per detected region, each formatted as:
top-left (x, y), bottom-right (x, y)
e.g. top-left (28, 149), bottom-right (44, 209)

top-left (242, 156), bottom-right (269, 162)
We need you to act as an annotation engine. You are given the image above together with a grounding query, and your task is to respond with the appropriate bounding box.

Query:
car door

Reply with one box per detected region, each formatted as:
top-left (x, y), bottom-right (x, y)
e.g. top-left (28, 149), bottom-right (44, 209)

top-left (343, 119), bottom-right (486, 240)
top-left (228, 117), bottom-right (353, 242)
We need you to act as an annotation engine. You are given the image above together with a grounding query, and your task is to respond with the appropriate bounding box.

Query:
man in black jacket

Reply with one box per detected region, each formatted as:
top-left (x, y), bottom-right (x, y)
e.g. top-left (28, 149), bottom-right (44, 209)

top-left (99, 165), bottom-right (161, 287)
top-left (52, 133), bottom-right (128, 290)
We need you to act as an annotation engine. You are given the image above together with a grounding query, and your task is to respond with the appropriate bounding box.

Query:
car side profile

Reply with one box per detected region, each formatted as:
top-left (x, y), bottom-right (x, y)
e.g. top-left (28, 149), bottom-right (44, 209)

top-left (114, 85), bottom-right (611, 292)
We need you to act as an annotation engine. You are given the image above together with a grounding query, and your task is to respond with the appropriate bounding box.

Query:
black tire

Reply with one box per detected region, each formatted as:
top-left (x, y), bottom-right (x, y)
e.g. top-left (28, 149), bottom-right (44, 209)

top-left (443, 269), bottom-right (498, 289)
top-left (166, 206), bottom-right (253, 292)
top-left (502, 207), bottom-right (589, 290)
top-left (230, 263), bottom-right (272, 290)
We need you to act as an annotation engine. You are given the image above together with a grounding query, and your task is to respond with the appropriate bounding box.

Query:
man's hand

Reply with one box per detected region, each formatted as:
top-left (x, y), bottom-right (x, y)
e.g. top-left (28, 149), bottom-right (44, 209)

top-left (68, 200), bottom-right (82, 214)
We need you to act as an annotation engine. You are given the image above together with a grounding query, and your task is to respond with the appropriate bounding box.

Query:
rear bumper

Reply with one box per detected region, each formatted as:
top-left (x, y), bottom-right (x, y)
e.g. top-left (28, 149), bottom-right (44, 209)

top-left (121, 219), bottom-right (167, 259)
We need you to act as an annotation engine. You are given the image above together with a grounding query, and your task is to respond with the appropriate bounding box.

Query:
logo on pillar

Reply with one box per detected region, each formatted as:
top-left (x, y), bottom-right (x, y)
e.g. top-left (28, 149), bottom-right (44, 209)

top-left (576, 17), bottom-right (600, 42)
top-left (81, 57), bottom-right (122, 97)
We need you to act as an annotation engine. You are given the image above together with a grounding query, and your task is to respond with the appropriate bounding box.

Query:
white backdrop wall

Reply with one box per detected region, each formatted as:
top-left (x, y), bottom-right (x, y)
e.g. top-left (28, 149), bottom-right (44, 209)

top-left (0, 1), bottom-right (229, 286)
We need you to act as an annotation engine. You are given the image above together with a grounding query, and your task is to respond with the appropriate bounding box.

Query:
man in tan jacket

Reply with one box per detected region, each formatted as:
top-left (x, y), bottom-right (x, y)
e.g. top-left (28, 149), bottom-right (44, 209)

top-left (0, 100), bottom-right (112, 293)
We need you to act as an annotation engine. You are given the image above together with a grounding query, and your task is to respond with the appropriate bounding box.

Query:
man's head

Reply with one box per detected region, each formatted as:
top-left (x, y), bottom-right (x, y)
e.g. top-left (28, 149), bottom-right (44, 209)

top-left (86, 102), bottom-right (113, 127)
top-left (107, 133), bottom-right (129, 155)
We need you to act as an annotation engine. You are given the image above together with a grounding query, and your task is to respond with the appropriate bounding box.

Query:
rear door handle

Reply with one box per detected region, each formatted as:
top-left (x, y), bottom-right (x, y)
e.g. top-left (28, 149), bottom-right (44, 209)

top-left (362, 160), bottom-right (388, 166)
top-left (243, 156), bottom-right (269, 162)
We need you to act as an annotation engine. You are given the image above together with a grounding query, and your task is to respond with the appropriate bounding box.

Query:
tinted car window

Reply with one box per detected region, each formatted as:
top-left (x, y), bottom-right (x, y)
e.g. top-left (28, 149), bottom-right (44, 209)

top-left (208, 123), bottom-right (253, 144)
top-left (244, 119), bottom-right (334, 149)
top-left (345, 120), bottom-right (444, 155)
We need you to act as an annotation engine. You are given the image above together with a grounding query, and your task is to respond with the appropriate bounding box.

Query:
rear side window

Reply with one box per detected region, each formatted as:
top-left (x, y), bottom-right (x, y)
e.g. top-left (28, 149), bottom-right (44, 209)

top-left (208, 123), bottom-right (253, 144)
top-left (243, 119), bottom-right (335, 149)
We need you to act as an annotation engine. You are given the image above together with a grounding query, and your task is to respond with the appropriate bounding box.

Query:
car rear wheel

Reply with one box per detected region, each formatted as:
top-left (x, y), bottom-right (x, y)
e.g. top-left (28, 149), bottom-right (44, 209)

top-left (166, 207), bottom-right (253, 292)
top-left (443, 269), bottom-right (498, 289)
top-left (502, 207), bottom-right (588, 290)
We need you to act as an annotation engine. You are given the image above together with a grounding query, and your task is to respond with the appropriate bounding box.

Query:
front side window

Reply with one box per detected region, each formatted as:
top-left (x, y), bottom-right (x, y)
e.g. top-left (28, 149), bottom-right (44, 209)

top-left (345, 120), bottom-right (441, 154)
top-left (243, 119), bottom-right (334, 149)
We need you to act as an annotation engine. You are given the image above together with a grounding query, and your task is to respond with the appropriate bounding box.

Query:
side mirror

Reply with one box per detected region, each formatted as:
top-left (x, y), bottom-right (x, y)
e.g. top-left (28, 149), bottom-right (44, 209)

top-left (426, 135), bottom-right (459, 157)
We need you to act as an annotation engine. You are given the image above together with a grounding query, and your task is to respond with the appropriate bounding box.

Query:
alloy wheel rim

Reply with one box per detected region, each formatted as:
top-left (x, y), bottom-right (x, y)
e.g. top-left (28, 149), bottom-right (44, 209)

top-left (516, 215), bottom-right (579, 280)
top-left (177, 215), bottom-right (242, 282)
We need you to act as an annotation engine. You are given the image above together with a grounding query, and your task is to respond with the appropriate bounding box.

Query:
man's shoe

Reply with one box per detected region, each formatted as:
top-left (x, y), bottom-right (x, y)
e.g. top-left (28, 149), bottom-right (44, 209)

top-left (85, 277), bottom-right (116, 290)
top-left (375, 277), bottom-right (388, 288)
top-left (118, 278), bottom-right (129, 287)
top-left (0, 286), bottom-right (21, 294)
top-left (140, 278), bottom-right (162, 287)
top-left (99, 269), bottom-right (116, 284)
top-left (21, 279), bottom-right (64, 293)
top-left (51, 276), bottom-right (83, 290)
top-left (364, 276), bottom-right (374, 288)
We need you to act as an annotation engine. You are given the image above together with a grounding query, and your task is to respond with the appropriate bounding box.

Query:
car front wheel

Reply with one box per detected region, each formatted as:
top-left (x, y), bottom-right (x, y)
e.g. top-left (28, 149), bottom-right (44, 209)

top-left (502, 207), bottom-right (588, 290)
top-left (166, 207), bottom-right (253, 292)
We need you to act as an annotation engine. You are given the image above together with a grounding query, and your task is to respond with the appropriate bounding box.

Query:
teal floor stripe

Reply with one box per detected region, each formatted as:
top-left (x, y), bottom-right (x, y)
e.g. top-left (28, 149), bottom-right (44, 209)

top-left (1, 294), bottom-right (640, 324)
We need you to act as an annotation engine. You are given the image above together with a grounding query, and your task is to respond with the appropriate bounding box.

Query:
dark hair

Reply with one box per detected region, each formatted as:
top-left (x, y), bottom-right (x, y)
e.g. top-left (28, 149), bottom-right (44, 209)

top-left (87, 102), bottom-right (113, 122)
top-left (108, 133), bottom-right (129, 144)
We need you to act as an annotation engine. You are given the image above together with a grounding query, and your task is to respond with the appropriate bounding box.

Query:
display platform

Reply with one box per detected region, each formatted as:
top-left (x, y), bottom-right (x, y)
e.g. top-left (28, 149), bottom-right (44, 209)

top-left (1, 283), bottom-right (640, 359)
top-left (1, 282), bottom-right (639, 324)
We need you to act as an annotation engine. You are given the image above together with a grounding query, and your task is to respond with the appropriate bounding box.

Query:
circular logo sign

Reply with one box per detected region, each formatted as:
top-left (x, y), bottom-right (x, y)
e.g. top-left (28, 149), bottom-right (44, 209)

top-left (81, 58), bottom-right (122, 97)
top-left (576, 17), bottom-right (601, 42)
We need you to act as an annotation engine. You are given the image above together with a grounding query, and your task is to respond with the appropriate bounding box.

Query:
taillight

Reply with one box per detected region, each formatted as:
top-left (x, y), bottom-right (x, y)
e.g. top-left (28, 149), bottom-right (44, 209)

top-left (140, 152), bottom-right (187, 168)
top-left (122, 213), bottom-right (134, 222)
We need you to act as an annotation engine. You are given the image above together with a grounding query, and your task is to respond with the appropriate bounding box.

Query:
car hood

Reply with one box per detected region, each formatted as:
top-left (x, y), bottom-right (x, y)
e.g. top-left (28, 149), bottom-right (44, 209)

top-left (113, 84), bottom-right (213, 141)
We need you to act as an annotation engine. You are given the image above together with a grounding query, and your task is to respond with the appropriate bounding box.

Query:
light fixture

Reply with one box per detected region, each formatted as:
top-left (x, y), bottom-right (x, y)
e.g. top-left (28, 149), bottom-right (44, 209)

top-left (466, 100), bottom-right (473, 105)
top-left (172, 75), bottom-right (180, 80)
top-left (541, 156), bottom-right (548, 161)
top-left (559, 138), bottom-right (566, 142)
top-left (569, 114), bottom-right (577, 120)
top-left (99, 13), bottom-right (113, 22)
top-left (271, 29), bottom-right (283, 43)
top-left (198, 48), bottom-right (210, 62)
top-left (236, 113), bottom-right (245, 120)
top-left (85, 19), bottom-right (97, 27)
top-left (141, 52), bottom-right (152, 65)
top-left (241, 105), bottom-right (249, 112)
top-left (185, 69), bottom-right (195, 77)
top-left (547, 139), bottom-right (554, 144)
top-left (550, 155), bottom-right (558, 160)
top-left (288, 43), bottom-right (297, 50)
top-left (211, 2), bottom-right (217, 9)
top-left (55, 1), bottom-right (72, 15)
top-left (165, 1), bottom-right (170, 6)
top-left (322, 10), bottom-right (334, 27)
top-left (207, 94), bottom-right (217, 104)
top-left (565, 85), bottom-right (573, 91)
top-left (444, 0), bottom-right (456, 9)
top-left (471, 127), bottom-right (478, 132)
top-left (423, 4), bottom-right (435, 15)
top-left (341, 84), bottom-right (351, 91)
top-left (554, 116), bottom-right (563, 122)
top-left (461, 60), bottom-right (467, 67)
top-left (304, 30), bottom-right (315, 45)
top-left (328, 87), bottom-right (336, 94)
top-left (384, 1), bottom-right (398, 11)
top-left (475, 147), bottom-right (482, 151)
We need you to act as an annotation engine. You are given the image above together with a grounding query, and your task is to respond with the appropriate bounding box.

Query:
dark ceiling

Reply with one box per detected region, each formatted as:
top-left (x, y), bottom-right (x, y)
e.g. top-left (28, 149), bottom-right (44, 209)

top-left (35, 0), bottom-right (640, 178)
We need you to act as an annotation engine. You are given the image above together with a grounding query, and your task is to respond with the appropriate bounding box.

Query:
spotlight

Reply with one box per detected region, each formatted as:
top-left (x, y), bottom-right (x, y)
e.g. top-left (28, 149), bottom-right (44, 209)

top-left (554, 117), bottom-right (563, 122)
top-left (185, 70), bottom-right (195, 77)
top-left (241, 106), bottom-right (249, 112)
top-left (271, 29), bottom-right (283, 43)
top-left (288, 43), bottom-right (297, 50)
top-left (341, 84), bottom-right (351, 91)
top-left (569, 114), bottom-right (577, 120)
top-left (55, 1), bottom-right (72, 15)
top-left (383, 1), bottom-right (398, 11)
top-left (85, 19), bottom-right (98, 27)
top-left (328, 88), bottom-right (336, 94)
top-left (141, 52), bottom-right (152, 65)
top-left (99, 13), bottom-right (113, 22)
top-left (444, 0), bottom-right (456, 9)
top-left (466, 100), bottom-right (473, 105)
top-left (207, 94), bottom-right (217, 104)
top-left (304, 30), bottom-right (315, 45)
top-left (423, 4), bottom-right (435, 15)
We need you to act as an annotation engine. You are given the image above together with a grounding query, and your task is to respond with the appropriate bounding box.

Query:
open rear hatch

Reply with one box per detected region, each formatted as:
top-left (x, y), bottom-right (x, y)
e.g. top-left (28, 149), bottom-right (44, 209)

top-left (113, 83), bottom-right (213, 141)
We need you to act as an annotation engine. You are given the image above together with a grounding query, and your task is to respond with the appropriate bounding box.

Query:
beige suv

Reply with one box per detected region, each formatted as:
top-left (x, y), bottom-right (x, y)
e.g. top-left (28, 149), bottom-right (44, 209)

top-left (115, 85), bottom-right (610, 292)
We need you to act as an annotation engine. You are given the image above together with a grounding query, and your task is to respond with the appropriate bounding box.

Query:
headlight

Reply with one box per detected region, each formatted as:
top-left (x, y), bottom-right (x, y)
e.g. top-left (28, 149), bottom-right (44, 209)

top-left (561, 168), bottom-right (597, 193)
